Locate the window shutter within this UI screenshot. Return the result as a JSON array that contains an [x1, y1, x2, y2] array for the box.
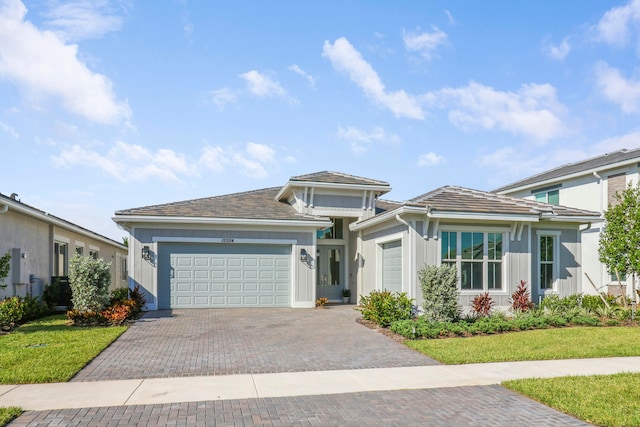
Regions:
[[607, 173, 626, 207]]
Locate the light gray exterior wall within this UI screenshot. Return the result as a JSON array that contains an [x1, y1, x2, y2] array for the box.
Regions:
[[129, 225, 317, 310], [0, 208, 128, 299], [355, 216, 585, 310]]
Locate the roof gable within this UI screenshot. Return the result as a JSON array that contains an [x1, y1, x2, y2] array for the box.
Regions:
[[289, 171, 390, 187], [493, 148, 640, 193]]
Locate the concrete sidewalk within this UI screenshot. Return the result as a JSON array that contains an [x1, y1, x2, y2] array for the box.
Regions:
[[2, 357, 639, 412]]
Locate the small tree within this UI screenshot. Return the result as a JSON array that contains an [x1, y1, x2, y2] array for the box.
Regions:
[[68, 253, 111, 313], [0, 250, 10, 290], [419, 264, 461, 322], [599, 183, 640, 318]]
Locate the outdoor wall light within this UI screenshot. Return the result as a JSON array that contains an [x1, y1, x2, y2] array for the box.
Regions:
[[300, 248, 307, 262], [142, 245, 151, 261]]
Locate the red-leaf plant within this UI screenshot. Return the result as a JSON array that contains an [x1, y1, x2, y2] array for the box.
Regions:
[[471, 292, 494, 317], [511, 280, 534, 311]]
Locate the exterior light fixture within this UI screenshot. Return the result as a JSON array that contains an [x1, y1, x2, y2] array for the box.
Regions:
[[142, 245, 151, 260], [300, 248, 307, 262]]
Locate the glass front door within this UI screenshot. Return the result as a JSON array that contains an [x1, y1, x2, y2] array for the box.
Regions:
[[316, 245, 344, 300]]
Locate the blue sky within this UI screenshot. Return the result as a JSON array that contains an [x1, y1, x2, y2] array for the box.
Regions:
[[1, 0, 640, 241]]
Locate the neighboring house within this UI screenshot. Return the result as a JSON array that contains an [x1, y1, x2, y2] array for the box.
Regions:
[[113, 171, 599, 311], [494, 148, 640, 298], [0, 192, 129, 300]]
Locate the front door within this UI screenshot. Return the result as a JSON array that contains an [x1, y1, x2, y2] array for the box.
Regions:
[[316, 245, 344, 301]]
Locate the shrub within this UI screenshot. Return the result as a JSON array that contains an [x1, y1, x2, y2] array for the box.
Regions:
[[67, 309, 106, 326], [358, 290, 413, 327], [101, 303, 132, 326], [419, 264, 460, 322], [582, 294, 616, 312], [511, 280, 534, 311], [0, 297, 24, 331], [128, 284, 146, 313], [110, 287, 130, 305], [68, 253, 111, 313], [471, 292, 494, 317]]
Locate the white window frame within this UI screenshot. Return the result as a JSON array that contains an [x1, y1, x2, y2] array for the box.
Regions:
[[53, 240, 69, 276], [375, 233, 404, 292], [438, 227, 509, 294], [536, 230, 560, 292]]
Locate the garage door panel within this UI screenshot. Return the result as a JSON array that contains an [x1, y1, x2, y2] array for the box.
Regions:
[[159, 243, 292, 309]]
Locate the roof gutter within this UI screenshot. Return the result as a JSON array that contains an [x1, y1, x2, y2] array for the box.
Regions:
[[349, 205, 427, 232], [112, 215, 333, 231]]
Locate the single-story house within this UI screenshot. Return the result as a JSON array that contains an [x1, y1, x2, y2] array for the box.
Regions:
[[113, 171, 601, 311], [0, 192, 129, 301]]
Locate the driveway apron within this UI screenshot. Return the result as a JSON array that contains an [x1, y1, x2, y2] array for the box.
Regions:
[[72, 306, 438, 382]]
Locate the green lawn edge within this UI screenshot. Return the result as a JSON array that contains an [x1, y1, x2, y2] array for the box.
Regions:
[[0, 407, 22, 427], [0, 314, 127, 384], [405, 326, 640, 364], [503, 373, 640, 427]]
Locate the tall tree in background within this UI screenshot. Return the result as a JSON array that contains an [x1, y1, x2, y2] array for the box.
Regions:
[[598, 183, 640, 318]]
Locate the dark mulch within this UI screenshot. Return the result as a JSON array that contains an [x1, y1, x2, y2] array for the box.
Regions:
[[355, 317, 407, 343]]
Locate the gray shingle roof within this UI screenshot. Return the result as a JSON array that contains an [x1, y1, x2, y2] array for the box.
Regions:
[[409, 186, 600, 218], [493, 148, 640, 193], [114, 187, 322, 221], [290, 171, 390, 187]]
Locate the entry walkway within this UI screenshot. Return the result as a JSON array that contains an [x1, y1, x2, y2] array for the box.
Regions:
[[2, 357, 639, 411]]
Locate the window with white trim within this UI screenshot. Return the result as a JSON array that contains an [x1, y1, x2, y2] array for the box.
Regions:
[[534, 189, 559, 205], [54, 241, 68, 276], [537, 232, 559, 290], [441, 231, 504, 291]]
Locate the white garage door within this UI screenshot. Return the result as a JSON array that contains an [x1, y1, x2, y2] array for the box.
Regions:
[[382, 240, 402, 293], [158, 243, 291, 308]]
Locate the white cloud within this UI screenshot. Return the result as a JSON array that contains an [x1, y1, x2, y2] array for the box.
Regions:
[[0, 121, 19, 139], [288, 64, 316, 86], [433, 81, 567, 141], [591, 131, 640, 152], [544, 37, 571, 61], [240, 70, 285, 97], [322, 37, 425, 120], [402, 27, 448, 60], [595, 61, 640, 113], [337, 125, 400, 154], [53, 141, 195, 182], [43, 0, 126, 42], [444, 10, 455, 25], [199, 146, 228, 172], [199, 142, 281, 179], [417, 152, 444, 167], [0, 0, 131, 124], [208, 87, 238, 110], [595, 0, 640, 46]]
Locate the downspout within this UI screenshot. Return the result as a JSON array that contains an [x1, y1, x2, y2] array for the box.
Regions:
[[593, 171, 603, 214]]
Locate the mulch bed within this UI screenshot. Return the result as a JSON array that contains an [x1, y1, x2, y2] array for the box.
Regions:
[[356, 317, 407, 343]]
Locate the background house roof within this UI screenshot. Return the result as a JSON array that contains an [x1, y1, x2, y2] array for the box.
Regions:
[[493, 148, 640, 193], [289, 171, 390, 187], [410, 186, 601, 218], [0, 192, 126, 248], [114, 187, 323, 222]]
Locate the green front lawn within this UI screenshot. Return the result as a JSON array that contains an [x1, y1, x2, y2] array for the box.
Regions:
[[406, 326, 640, 364], [0, 314, 127, 384], [504, 373, 640, 427], [0, 408, 22, 426]]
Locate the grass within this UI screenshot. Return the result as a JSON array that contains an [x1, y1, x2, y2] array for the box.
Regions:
[[0, 314, 127, 384], [0, 407, 22, 426], [405, 326, 640, 364], [504, 373, 640, 427]]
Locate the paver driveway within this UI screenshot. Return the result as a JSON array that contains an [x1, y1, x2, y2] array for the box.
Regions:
[[73, 305, 437, 381]]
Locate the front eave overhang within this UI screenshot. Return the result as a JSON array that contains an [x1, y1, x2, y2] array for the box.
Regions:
[[349, 205, 427, 231], [112, 215, 333, 231], [541, 214, 603, 223], [275, 181, 391, 201]]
